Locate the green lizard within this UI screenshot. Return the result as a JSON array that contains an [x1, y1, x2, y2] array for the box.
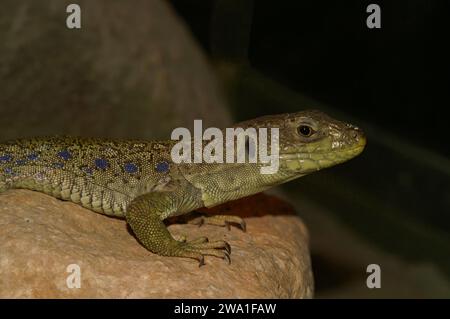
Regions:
[[0, 110, 365, 265]]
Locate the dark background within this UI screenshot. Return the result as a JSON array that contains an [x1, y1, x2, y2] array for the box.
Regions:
[[171, 0, 450, 297], [172, 0, 450, 154], [1, 0, 448, 298]]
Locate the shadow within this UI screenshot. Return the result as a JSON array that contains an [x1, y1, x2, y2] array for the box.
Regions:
[[166, 192, 297, 226], [311, 252, 362, 293]]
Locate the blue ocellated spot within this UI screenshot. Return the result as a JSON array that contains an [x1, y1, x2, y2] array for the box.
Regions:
[[58, 149, 72, 161], [0, 154, 12, 163], [124, 162, 138, 173], [52, 162, 64, 169], [27, 153, 39, 161], [155, 161, 170, 173], [15, 159, 27, 165], [4, 167, 14, 175], [95, 158, 109, 170]]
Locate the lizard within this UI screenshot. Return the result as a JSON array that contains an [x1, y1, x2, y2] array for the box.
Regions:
[[0, 110, 366, 265]]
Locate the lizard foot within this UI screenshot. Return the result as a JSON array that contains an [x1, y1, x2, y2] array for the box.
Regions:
[[172, 238, 231, 266], [189, 215, 246, 232], [126, 193, 234, 266]]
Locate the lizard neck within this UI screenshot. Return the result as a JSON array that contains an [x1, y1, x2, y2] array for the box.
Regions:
[[179, 162, 301, 208]]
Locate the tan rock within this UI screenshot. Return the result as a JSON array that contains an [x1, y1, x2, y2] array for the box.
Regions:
[[0, 190, 313, 298], [0, 0, 231, 140]]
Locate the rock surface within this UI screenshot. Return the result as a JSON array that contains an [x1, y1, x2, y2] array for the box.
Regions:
[[0, 0, 231, 140], [0, 190, 313, 298]]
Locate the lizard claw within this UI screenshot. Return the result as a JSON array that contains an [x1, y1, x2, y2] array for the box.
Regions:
[[189, 215, 246, 232], [198, 256, 206, 267], [225, 219, 246, 232], [223, 251, 231, 265], [239, 220, 247, 232], [173, 238, 232, 266], [224, 242, 231, 254], [196, 218, 204, 228]]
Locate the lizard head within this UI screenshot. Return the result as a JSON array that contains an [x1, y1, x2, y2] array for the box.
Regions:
[[238, 109, 366, 177], [279, 110, 366, 174], [180, 110, 366, 208]]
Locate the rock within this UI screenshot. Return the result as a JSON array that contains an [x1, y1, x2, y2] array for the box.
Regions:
[[0, 0, 231, 140], [0, 190, 313, 298]]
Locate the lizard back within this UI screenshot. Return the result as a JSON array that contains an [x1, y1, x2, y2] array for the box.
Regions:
[[0, 136, 176, 217]]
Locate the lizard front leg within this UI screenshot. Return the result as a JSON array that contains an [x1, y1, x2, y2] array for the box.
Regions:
[[125, 192, 231, 266]]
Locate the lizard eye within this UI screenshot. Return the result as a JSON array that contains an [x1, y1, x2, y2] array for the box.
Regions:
[[297, 125, 315, 137]]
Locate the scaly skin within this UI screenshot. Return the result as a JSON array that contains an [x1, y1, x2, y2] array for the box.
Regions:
[[0, 110, 366, 265]]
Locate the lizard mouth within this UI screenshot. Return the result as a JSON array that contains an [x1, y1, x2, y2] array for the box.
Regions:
[[280, 140, 366, 159], [279, 137, 366, 172]]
